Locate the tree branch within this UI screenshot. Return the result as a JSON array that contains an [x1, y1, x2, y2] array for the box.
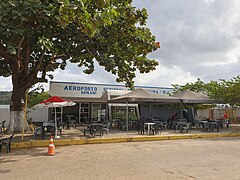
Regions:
[[23, 39, 30, 76], [33, 49, 45, 75], [50, 54, 69, 61], [0, 44, 12, 74], [17, 36, 25, 59], [0, 43, 9, 60], [25, 78, 47, 91], [26, 49, 46, 88], [35, 78, 48, 83]]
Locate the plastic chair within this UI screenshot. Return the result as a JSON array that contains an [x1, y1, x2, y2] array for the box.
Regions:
[[0, 134, 14, 153], [137, 121, 145, 135], [0, 120, 6, 132], [151, 122, 161, 135], [180, 123, 192, 133], [92, 124, 103, 138], [102, 122, 111, 135], [119, 121, 127, 131], [83, 125, 92, 136]]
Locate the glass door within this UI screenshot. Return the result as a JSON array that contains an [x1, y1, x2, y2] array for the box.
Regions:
[[79, 103, 90, 123], [91, 103, 107, 123], [91, 103, 101, 122]]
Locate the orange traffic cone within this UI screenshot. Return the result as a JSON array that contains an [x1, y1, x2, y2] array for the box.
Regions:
[[47, 136, 55, 156]]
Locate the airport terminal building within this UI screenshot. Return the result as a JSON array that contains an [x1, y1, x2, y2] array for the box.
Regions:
[[49, 81, 175, 123]]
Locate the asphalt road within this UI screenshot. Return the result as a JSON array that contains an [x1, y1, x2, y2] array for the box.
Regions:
[[1, 137, 240, 180]]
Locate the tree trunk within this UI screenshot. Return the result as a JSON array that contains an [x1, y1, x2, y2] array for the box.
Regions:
[[8, 75, 25, 133], [9, 111, 24, 133]]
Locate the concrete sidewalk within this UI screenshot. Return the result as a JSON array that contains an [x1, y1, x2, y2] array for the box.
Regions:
[[9, 124, 240, 149]]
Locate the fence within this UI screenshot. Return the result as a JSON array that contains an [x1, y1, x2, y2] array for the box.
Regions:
[[28, 107, 49, 123], [0, 105, 10, 126], [0, 105, 49, 127], [197, 108, 240, 123]]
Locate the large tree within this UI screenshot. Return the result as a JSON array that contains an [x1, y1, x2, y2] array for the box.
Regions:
[[0, 0, 159, 132]]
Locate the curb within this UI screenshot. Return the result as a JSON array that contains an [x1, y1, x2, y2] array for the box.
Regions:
[[11, 132, 240, 149]]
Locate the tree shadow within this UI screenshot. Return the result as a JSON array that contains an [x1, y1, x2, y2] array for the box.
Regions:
[[0, 169, 11, 174], [0, 156, 17, 164], [0, 147, 61, 164]]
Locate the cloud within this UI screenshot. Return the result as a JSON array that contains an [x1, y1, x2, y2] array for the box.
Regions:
[[52, 62, 119, 84], [1, 0, 240, 91], [0, 77, 12, 91], [135, 63, 197, 87], [133, 0, 240, 84]]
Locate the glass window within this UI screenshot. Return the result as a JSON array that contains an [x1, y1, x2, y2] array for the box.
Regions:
[[91, 103, 101, 120]]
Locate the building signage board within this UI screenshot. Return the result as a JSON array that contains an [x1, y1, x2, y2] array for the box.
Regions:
[[49, 81, 173, 98]]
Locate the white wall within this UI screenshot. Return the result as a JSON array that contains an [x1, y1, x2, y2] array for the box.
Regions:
[[0, 105, 10, 126], [0, 105, 49, 126], [197, 108, 240, 122], [196, 109, 209, 119], [28, 107, 49, 122]]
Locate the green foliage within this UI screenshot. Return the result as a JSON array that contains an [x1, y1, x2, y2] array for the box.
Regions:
[[172, 76, 240, 106], [27, 91, 49, 108], [112, 111, 126, 120], [128, 113, 137, 121], [0, 91, 11, 105], [172, 78, 206, 93], [112, 109, 137, 121], [0, 0, 159, 92]]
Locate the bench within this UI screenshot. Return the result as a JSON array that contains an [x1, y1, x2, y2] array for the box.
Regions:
[[0, 134, 14, 153]]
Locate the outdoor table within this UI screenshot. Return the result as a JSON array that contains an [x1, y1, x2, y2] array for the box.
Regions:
[[43, 122, 55, 127], [42, 122, 55, 131], [43, 122, 55, 126], [144, 122, 155, 135], [208, 121, 220, 132], [91, 123, 104, 137]]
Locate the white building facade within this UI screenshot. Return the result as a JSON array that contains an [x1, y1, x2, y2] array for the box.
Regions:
[[49, 81, 174, 123]]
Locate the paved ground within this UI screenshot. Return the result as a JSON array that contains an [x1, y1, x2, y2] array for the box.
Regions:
[[1, 137, 240, 180], [8, 124, 240, 143]]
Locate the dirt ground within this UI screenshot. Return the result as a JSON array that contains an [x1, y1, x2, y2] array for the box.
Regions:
[[1, 137, 240, 180]]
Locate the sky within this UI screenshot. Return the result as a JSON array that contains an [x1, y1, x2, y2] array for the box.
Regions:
[[1, 0, 240, 91]]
